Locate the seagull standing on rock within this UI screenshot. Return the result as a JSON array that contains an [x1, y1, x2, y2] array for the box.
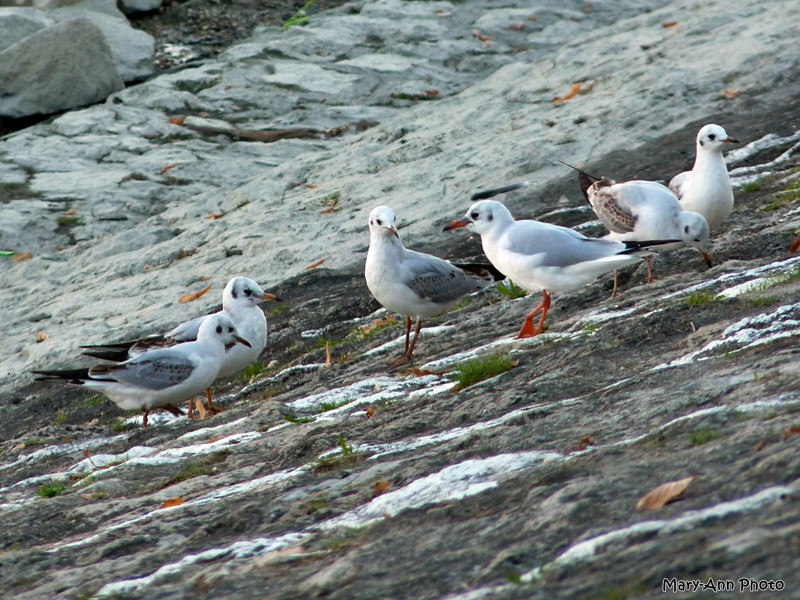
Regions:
[[33, 314, 252, 428], [669, 124, 739, 229], [444, 200, 679, 338], [577, 169, 711, 290], [80, 276, 278, 416], [365, 205, 503, 366]]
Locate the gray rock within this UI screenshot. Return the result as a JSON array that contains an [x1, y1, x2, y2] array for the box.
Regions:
[[0, 17, 123, 118], [117, 0, 162, 15], [52, 4, 154, 81], [0, 7, 52, 51]]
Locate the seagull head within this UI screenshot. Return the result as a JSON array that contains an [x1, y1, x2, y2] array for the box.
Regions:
[[443, 200, 511, 235], [199, 314, 252, 348], [368, 205, 399, 239], [696, 124, 738, 153], [679, 211, 712, 266], [223, 276, 279, 310]]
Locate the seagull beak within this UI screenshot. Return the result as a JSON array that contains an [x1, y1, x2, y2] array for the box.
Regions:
[[234, 335, 252, 348], [260, 292, 280, 302], [443, 218, 470, 232], [700, 250, 712, 267], [388, 226, 399, 238], [723, 136, 739, 144]]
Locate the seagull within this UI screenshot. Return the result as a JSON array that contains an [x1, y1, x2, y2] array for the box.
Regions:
[[33, 314, 252, 428], [444, 200, 679, 338], [80, 276, 278, 417], [669, 124, 739, 229], [576, 167, 711, 289], [365, 205, 503, 366]]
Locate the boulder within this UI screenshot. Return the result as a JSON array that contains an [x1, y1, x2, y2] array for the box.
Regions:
[[0, 7, 52, 51], [0, 17, 124, 118], [117, 0, 163, 15]]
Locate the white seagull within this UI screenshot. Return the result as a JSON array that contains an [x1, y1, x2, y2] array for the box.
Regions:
[[577, 169, 711, 289], [444, 200, 677, 338], [669, 124, 739, 229], [33, 314, 251, 428], [80, 276, 278, 416], [365, 205, 503, 366]]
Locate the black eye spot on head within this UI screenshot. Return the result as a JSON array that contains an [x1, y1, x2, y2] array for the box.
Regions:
[[216, 325, 223, 334], [699, 140, 704, 147], [369, 220, 373, 225], [470, 211, 479, 220], [228, 326, 234, 333], [231, 288, 238, 299], [488, 213, 493, 222], [684, 225, 690, 234]]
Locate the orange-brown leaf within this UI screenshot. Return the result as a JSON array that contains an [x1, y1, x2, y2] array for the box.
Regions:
[[159, 163, 179, 175], [723, 89, 742, 99], [179, 284, 213, 303], [161, 497, 185, 509], [406, 367, 436, 377], [13, 251, 32, 262], [553, 83, 582, 103], [636, 476, 695, 511], [324, 342, 333, 367], [63, 208, 78, 216], [575, 435, 595, 451], [205, 211, 224, 220], [35, 331, 49, 343], [661, 20, 678, 28], [169, 117, 186, 125], [754, 439, 767, 451], [789, 237, 800, 254], [472, 29, 493, 42], [506, 21, 525, 31], [373, 480, 390, 496], [305, 258, 325, 270], [782, 425, 800, 441], [365, 406, 376, 418]]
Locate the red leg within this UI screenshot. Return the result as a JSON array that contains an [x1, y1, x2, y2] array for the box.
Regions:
[[644, 256, 656, 283], [609, 270, 621, 299], [142, 408, 149, 429], [205, 388, 220, 415], [517, 291, 551, 338], [187, 397, 196, 420], [389, 316, 414, 367]]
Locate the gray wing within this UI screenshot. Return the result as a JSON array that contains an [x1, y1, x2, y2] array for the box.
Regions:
[[403, 250, 492, 304], [669, 171, 690, 199], [165, 315, 205, 342], [503, 220, 622, 267], [93, 350, 197, 390], [588, 181, 637, 234]]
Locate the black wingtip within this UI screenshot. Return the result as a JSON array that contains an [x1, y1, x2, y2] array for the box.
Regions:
[[452, 261, 506, 282], [31, 368, 91, 384], [470, 182, 528, 202], [557, 160, 603, 202], [620, 239, 682, 254]]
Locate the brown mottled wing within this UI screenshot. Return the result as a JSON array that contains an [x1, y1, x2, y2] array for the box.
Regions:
[[588, 181, 637, 234], [668, 171, 690, 200]]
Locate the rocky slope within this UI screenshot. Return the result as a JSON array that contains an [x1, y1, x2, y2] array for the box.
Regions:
[[1, 0, 799, 598]]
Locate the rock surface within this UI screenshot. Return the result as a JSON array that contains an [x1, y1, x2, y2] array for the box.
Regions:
[[1, 0, 800, 598]]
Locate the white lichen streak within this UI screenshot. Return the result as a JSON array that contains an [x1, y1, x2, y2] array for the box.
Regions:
[[363, 325, 456, 357]]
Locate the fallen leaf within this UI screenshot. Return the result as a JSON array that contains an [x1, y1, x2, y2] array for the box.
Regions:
[[194, 398, 207, 420], [161, 497, 185, 509], [782, 425, 800, 441], [661, 20, 678, 28], [179, 284, 213, 303], [305, 184, 318, 189], [373, 480, 390, 496], [472, 29, 493, 42], [575, 435, 595, 451], [754, 439, 767, 451], [723, 89, 742, 99], [424, 89, 440, 98], [324, 342, 333, 367], [365, 406, 376, 418], [406, 367, 436, 377], [205, 211, 224, 220], [789, 237, 800, 253], [63, 209, 77, 216], [35, 331, 49, 343], [553, 83, 582, 103], [81, 493, 97, 500], [159, 163, 179, 174], [12, 443, 25, 452], [320, 197, 340, 214], [360, 315, 397, 335], [305, 258, 325, 270], [13, 251, 32, 262], [61, 435, 75, 443], [636, 476, 695, 511], [436, 10, 452, 17], [179, 249, 197, 259], [506, 21, 524, 31], [168, 117, 186, 125]]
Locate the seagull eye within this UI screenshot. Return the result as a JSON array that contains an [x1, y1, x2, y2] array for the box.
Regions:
[[216, 325, 222, 334], [244, 288, 252, 296], [471, 211, 479, 220], [708, 133, 716, 141], [376, 219, 382, 226]]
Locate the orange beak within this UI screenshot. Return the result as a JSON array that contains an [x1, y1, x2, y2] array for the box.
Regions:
[[723, 136, 739, 144], [260, 292, 280, 302], [443, 218, 471, 232], [388, 226, 399, 238], [700, 250, 712, 267]]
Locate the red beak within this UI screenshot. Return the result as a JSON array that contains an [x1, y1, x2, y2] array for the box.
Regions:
[[723, 136, 739, 144], [443, 218, 471, 232]]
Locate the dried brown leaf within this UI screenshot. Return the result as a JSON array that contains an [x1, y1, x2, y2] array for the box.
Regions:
[[63, 209, 78, 216], [179, 284, 213, 303], [161, 497, 185, 509], [472, 29, 493, 42], [661, 20, 678, 28], [575, 435, 595, 451], [35, 331, 49, 343], [13, 251, 32, 262], [436, 10, 452, 17], [365, 406, 376, 418], [304, 258, 325, 270], [789, 237, 800, 254], [636, 476, 695, 511], [553, 83, 582, 103], [324, 342, 333, 367], [205, 211, 224, 220], [782, 425, 800, 441], [754, 439, 767, 451], [406, 367, 436, 377], [159, 163, 179, 175], [723, 89, 742, 99], [168, 117, 186, 125], [506, 21, 525, 31], [373, 480, 390, 496]]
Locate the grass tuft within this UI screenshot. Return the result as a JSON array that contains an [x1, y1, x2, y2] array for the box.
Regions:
[[496, 279, 528, 299], [451, 354, 518, 392], [37, 483, 66, 498], [689, 428, 722, 445], [741, 179, 764, 192], [685, 292, 721, 307]]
